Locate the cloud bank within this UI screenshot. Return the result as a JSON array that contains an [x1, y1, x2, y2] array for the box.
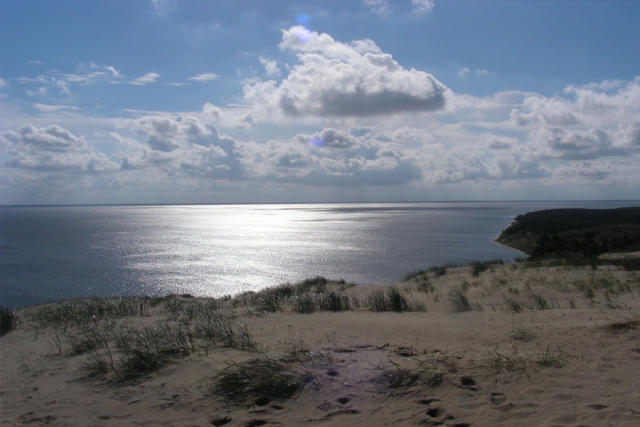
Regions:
[[1, 27, 639, 203]]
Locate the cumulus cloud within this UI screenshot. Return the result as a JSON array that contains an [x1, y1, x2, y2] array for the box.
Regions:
[[259, 57, 281, 76], [2, 124, 118, 173], [243, 26, 447, 120], [118, 115, 240, 179], [130, 72, 160, 85], [187, 73, 219, 82]]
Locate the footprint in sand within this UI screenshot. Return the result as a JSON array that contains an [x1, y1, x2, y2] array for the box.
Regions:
[[254, 397, 270, 406], [587, 404, 608, 410], [491, 392, 506, 405], [210, 415, 232, 426]]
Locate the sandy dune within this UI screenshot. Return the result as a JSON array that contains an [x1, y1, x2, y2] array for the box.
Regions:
[[2, 259, 640, 426]]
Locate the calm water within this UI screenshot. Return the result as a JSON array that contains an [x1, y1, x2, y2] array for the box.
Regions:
[[2, 201, 639, 308]]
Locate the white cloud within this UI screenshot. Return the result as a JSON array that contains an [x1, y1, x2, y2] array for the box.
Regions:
[[259, 57, 281, 76], [187, 73, 220, 82], [362, 0, 391, 16], [458, 67, 490, 78], [0, 78, 6, 89], [2, 124, 118, 173], [16, 64, 124, 97], [243, 26, 447, 120], [130, 72, 160, 85], [412, 0, 435, 14], [32, 104, 80, 113]]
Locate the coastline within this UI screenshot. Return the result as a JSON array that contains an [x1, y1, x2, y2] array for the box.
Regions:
[[2, 257, 640, 426]]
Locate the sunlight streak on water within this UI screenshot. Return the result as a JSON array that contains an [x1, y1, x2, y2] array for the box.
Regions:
[[3, 201, 638, 307]]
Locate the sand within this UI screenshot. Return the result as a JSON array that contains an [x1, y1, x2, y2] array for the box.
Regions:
[[2, 258, 640, 427]]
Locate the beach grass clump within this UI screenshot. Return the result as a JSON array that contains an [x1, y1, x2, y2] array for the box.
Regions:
[[193, 313, 256, 351], [529, 294, 550, 310], [79, 321, 195, 382], [1, 306, 19, 335], [26, 297, 154, 326], [448, 287, 482, 312], [77, 313, 257, 382], [502, 296, 533, 313], [297, 276, 328, 293], [404, 263, 458, 281], [210, 358, 301, 402], [535, 347, 565, 368], [470, 259, 504, 277], [404, 269, 429, 282], [162, 298, 221, 319], [375, 364, 421, 392], [416, 279, 434, 294], [365, 287, 426, 313], [317, 289, 352, 312], [487, 349, 531, 372], [488, 347, 564, 372], [291, 293, 317, 314], [366, 286, 407, 312], [386, 286, 408, 312], [66, 318, 114, 356]]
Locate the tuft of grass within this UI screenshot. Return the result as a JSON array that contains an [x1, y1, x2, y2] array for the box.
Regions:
[[503, 297, 529, 313], [210, 358, 300, 402], [529, 294, 550, 310], [447, 287, 482, 312], [535, 347, 565, 368], [488, 347, 564, 372], [193, 313, 256, 351], [317, 289, 351, 312], [26, 297, 156, 326], [404, 263, 459, 281], [1, 306, 19, 335], [416, 280, 434, 293], [292, 293, 317, 314], [386, 286, 408, 313], [365, 287, 425, 313], [487, 349, 530, 372], [469, 259, 504, 277]]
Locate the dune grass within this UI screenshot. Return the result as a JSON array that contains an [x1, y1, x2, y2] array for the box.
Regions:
[[447, 286, 482, 312], [1, 306, 19, 335], [209, 357, 301, 402], [365, 286, 426, 313]]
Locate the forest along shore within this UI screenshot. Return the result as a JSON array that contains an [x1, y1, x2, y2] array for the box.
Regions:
[[495, 206, 640, 258], [2, 252, 640, 426]]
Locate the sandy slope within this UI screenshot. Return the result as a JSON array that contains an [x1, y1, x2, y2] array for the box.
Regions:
[[2, 260, 640, 427]]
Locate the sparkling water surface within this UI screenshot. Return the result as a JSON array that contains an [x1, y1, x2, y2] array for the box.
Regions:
[[2, 201, 639, 307]]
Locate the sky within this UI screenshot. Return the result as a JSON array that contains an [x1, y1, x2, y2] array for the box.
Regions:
[[1, 0, 639, 205]]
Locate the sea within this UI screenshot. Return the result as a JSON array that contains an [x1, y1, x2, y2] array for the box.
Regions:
[[2, 201, 639, 308]]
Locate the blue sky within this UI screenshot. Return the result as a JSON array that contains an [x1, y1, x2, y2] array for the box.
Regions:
[[1, 0, 639, 204]]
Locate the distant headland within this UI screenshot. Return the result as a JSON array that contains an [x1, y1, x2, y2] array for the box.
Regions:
[[496, 207, 640, 258]]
